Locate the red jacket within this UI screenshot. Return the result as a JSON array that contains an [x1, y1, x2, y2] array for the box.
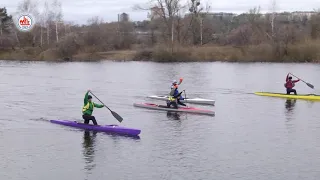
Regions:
[[285, 74, 299, 88]]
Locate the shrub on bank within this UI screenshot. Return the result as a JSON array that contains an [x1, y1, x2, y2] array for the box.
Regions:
[[285, 40, 320, 62], [1, 40, 320, 62], [134, 40, 320, 62]]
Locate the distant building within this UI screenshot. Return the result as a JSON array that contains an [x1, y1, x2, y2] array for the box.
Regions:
[[119, 13, 129, 22], [185, 12, 236, 21], [148, 6, 164, 20], [208, 12, 236, 17], [263, 11, 316, 22], [291, 11, 316, 18]]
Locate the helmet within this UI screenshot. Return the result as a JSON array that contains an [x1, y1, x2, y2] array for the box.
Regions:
[[88, 95, 92, 99], [172, 80, 177, 84], [289, 76, 292, 79]]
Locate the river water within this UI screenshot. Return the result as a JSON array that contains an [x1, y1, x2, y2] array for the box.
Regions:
[[1, 60, 320, 180]]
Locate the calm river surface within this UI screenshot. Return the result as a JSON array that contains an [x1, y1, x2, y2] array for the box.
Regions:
[[1, 60, 320, 180]]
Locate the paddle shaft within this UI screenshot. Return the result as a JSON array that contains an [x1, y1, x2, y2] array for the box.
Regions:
[[89, 91, 123, 122], [289, 73, 307, 83], [89, 91, 112, 111], [289, 73, 314, 88]]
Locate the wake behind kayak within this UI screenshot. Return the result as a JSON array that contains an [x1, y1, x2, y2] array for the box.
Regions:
[[133, 103, 215, 116], [50, 120, 141, 136]]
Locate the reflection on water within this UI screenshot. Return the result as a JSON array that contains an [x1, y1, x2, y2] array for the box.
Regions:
[[285, 99, 297, 112], [108, 132, 141, 141], [82, 131, 97, 173], [284, 99, 297, 123], [166, 112, 180, 120]]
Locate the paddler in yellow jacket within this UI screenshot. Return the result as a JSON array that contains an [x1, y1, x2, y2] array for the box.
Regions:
[[82, 90, 104, 125]]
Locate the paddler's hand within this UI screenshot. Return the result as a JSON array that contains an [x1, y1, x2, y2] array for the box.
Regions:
[[87, 90, 91, 93], [179, 78, 183, 82]]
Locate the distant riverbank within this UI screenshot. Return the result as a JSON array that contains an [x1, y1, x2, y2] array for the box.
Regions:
[[1, 41, 320, 62]]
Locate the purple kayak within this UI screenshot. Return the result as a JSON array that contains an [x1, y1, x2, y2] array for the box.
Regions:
[[50, 120, 141, 136]]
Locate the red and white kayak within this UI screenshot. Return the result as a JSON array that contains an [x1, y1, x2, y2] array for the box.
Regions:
[[133, 103, 215, 116]]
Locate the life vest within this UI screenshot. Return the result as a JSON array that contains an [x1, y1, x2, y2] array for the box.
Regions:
[[168, 96, 176, 102], [284, 81, 295, 88], [82, 101, 94, 112]]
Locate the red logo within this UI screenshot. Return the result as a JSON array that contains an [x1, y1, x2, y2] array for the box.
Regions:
[[17, 14, 34, 31], [19, 16, 31, 26]]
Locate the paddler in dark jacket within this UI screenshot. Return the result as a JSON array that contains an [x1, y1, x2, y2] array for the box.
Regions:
[[284, 73, 300, 95], [167, 78, 187, 108], [82, 90, 104, 125]]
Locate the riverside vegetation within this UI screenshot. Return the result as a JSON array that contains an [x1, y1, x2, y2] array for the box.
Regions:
[[1, 0, 320, 62]]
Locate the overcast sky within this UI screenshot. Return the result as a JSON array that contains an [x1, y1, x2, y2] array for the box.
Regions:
[[3, 0, 319, 25]]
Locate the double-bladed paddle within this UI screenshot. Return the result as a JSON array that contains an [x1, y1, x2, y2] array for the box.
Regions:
[[89, 91, 123, 123], [289, 73, 314, 89]]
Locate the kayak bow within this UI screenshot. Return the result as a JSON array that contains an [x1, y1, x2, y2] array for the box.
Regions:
[[254, 92, 320, 101], [133, 103, 215, 116], [50, 120, 141, 136], [147, 95, 215, 106]]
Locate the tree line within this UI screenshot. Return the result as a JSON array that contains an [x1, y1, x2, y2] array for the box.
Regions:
[[0, 0, 320, 62]]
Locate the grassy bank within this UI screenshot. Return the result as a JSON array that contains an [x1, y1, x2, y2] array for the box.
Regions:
[[1, 40, 320, 62], [133, 40, 320, 62]]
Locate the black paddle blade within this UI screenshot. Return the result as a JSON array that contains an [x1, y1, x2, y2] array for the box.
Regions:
[[111, 111, 123, 122], [307, 83, 314, 89]]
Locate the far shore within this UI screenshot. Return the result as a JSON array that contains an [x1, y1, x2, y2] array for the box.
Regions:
[[1, 43, 320, 63]]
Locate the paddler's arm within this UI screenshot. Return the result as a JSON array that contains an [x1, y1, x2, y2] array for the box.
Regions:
[[84, 90, 90, 105], [93, 103, 104, 108], [178, 78, 183, 85], [286, 73, 289, 81]]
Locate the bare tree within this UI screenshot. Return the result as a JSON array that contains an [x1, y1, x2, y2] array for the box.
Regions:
[[43, 0, 54, 45], [187, 0, 211, 45], [39, 7, 44, 46], [52, 0, 63, 43], [269, 0, 277, 37], [134, 0, 186, 45]]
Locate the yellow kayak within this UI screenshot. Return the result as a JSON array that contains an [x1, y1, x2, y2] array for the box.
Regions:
[[254, 92, 320, 101]]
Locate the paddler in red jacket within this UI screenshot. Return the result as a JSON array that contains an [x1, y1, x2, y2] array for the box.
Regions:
[[284, 73, 300, 95]]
